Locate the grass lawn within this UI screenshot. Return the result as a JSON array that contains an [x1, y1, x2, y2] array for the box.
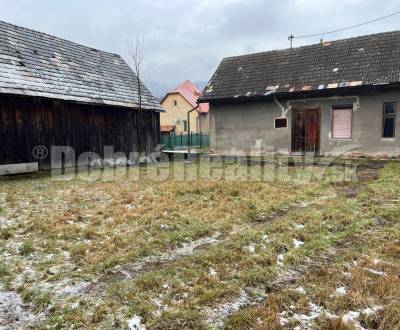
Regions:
[[0, 160, 398, 329]]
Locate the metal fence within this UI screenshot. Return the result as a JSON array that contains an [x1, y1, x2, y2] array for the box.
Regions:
[[160, 133, 210, 150]]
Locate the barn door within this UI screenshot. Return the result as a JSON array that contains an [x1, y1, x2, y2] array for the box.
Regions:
[[292, 109, 320, 155]]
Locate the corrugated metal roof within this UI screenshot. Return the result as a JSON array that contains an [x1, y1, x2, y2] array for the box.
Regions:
[[164, 80, 209, 113], [0, 20, 163, 111], [199, 30, 400, 102]]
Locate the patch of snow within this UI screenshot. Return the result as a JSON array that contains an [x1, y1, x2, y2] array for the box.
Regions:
[[0, 286, 45, 328], [47, 266, 61, 275], [151, 298, 169, 317], [208, 268, 218, 278], [363, 268, 386, 276], [373, 258, 382, 265], [127, 315, 146, 330], [342, 305, 384, 328], [342, 311, 360, 323], [318, 194, 337, 200], [70, 302, 80, 310], [335, 286, 347, 296], [58, 281, 91, 296], [277, 254, 285, 266], [361, 306, 384, 316], [278, 301, 340, 329], [159, 224, 170, 231], [0, 217, 9, 227], [294, 286, 306, 295], [261, 234, 269, 242], [278, 311, 289, 326], [293, 223, 305, 230], [63, 251, 71, 259], [205, 290, 255, 328], [245, 243, 256, 254], [291, 302, 325, 329], [300, 202, 310, 208], [293, 239, 305, 249]]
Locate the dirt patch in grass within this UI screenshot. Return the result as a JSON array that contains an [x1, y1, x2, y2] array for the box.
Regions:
[[335, 160, 384, 198]]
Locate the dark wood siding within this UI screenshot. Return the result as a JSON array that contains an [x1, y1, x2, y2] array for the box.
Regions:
[[0, 94, 160, 169]]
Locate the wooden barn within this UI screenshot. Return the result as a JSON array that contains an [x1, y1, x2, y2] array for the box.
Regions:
[[0, 20, 162, 174]]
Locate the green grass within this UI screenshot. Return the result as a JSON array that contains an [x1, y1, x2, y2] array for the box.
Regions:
[[18, 240, 34, 256], [0, 261, 10, 278]]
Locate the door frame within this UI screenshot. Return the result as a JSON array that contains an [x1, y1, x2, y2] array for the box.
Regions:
[[291, 108, 321, 155]]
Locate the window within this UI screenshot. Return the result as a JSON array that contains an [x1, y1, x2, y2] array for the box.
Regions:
[[183, 120, 188, 132], [332, 106, 352, 139], [382, 103, 396, 138], [275, 117, 288, 128], [172, 100, 178, 107]]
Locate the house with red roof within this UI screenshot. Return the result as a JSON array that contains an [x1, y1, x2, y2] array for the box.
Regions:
[[160, 80, 209, 135]]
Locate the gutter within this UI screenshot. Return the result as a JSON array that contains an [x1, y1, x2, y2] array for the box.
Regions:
[[197, 82, 400, 105]]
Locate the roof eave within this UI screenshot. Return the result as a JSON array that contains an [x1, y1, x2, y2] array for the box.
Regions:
[[198, 83, 400, 104], [0, 88, 165, 112]]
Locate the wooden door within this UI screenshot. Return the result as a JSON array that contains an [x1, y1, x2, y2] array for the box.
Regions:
[[292, 109, 320, 154]]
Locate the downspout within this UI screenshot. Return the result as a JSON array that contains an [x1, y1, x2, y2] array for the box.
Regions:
[[187, 105, 199, 159]]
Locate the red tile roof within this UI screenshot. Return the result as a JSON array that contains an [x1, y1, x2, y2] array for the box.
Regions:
[[160, 125, 176, 133], [164, 80, 209, 113]]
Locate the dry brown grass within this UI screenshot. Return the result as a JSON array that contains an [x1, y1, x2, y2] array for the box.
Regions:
[[0, 161, 398, 329]]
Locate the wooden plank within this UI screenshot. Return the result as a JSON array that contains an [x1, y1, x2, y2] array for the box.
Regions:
[[0, 94, 160, 170], [0, 162, 38, 176]]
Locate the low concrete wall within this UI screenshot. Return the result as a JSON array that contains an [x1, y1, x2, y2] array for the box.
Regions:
[[209, 88, 400, 157], [0, 163, 39, 176]]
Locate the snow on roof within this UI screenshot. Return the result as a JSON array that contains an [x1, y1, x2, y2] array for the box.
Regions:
[[0, 20, 162, 111]]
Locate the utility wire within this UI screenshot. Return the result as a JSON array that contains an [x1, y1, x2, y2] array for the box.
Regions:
[[294, 10, 400, 39]]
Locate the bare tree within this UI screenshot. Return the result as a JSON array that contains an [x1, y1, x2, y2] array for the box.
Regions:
[[127, 37, 145, 155]]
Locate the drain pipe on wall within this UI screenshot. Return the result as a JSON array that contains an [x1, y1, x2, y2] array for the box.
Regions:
[[187, 105, 199, 160]]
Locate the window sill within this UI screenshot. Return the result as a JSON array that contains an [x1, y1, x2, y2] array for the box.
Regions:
[[381, 138, 396, 142], [330, 138, 353, 141]]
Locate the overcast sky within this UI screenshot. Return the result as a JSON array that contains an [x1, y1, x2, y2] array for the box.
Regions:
[[1, 0, 400, 97]]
